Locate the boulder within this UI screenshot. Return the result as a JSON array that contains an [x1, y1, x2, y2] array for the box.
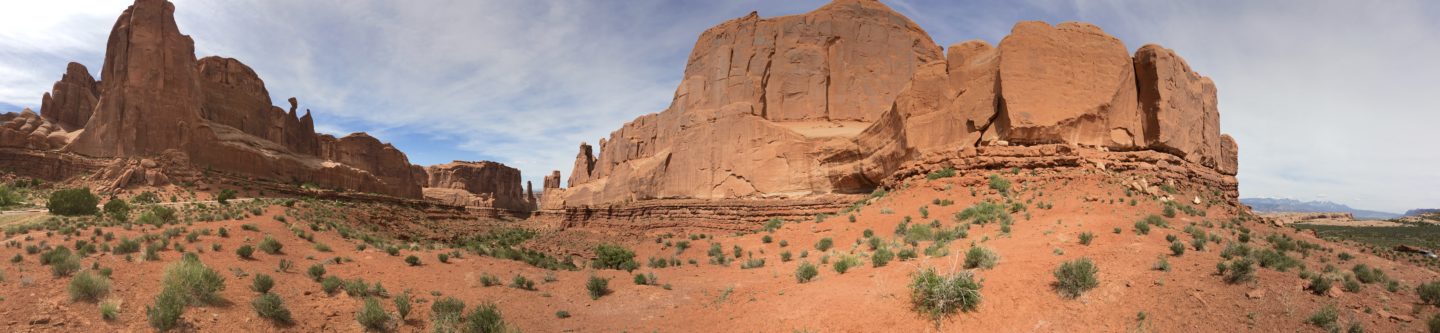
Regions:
[[995, 21, 1144, 148], [39, 62, 99, 130], [1135, 44, 1222, 167]]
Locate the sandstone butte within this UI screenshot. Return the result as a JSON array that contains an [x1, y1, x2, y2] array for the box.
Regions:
[[0, 0, 534, 210], [551, 0, 1239, 214]]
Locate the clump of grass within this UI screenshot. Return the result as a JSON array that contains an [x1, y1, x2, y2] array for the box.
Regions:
[[251, 273, 275, 293], [587, 275, 611, 300], [832, 255, 860, 274], [1078, 232, 1095, 245], [355, 297, 390, 331], [1153, 255, 1171, 272], [909, 267, 982, 325], [307, 264, 326, 282], [162, 255, 227, 305], [1133, 220, 1152, 235], [1306, 304, 1338, 330], [431, 297, 465, 330], [1223, 258, 1256, 284], [68, 271, 111, 302], [872, 247, 894, 267], [963, 246, 999, 269], [236, 245, 255, 259], [511, 275, 535, 290], [1053, 258, 1099, 299], [258, 236, 283, 255], [251, 293, 292, 324], [100, 300, 120, 321], [592, 244, 639, 271], [321, 276, 343, 295], [795, 261, 819, 283], [146, 288, 186, 331], [815, 238, 833, 252], [1170, 241, 1186, 256], [394, 292, 412, 322], [1418, 280, 1440, 306], [405, 255, 421, 266]]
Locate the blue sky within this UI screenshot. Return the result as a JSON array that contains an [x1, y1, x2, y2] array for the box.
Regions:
[[1, 0, 1437, 213]]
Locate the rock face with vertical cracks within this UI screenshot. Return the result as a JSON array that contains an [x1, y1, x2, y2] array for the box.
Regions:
[[27, 0, 424, 198], [563, 0, 942, 205], [39, 62, 100, 131], [564, 1, 1241, 207]]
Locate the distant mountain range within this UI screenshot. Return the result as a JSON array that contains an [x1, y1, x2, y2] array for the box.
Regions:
[[1406, 208, 1440, 216], [1240, 198, 1402, 220]]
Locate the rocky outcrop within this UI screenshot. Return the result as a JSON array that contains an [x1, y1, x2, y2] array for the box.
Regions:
[[39, 62, 100, 130], [994, 22, 1144, 148], [424, 160, 530, 211], [564, 0, 942, 205], [23, 0, 426, 198], [543, 170, 561, 189], [564, 2, 1240, 208], [0, 109, 71, 150], [196, 56, 320, 156]]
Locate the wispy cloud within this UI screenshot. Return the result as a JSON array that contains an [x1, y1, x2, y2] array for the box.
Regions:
[[1, 0, 1434, 213]]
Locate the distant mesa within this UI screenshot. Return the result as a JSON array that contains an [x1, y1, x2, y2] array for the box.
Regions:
[[1241, 198, 1401, 220]]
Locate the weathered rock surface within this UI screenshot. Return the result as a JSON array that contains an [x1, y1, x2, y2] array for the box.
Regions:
[[424, 160, 530, 211], [35, 0, 424, 198], [543, 170, 562, 189], [39, 62, 100, 130], [994, 21, 1144, 148], [564, 0, 942, 205], [0, 109, 71, 150], [564, 2, 1240, 207]]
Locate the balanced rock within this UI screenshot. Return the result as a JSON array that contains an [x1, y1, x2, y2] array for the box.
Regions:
[[39, 62, 100, 130]]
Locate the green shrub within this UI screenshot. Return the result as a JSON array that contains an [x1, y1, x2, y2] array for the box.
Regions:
[[815, 238, 833, 252], [1053, 258, 1099, 299], [251, 274, 275, 293], [1253, 249, 1302, 272], [68, 271, 111, 302], [780, 251, 793, 262], [1342, 277, 1362, 293], [1078, 232, 1095, 245], [405, 255, 421, 266], [104, 199, 130, 221], [1133, 220, 1151, 235], [431, 296, 465, 328], [956, 201, 1011, 225], [258, 236, 282, 255], [988, 174, 1011, 195], [46, 249, 80, 277], [321, 276, 343, 295], [926, 167, 956, 180], [1309, 276, 1334, 295], [307, 264, 326, 282], [1419, 280, 1440, 306], [833, 255, 859, 274], [593, 244, 639, 271], [796, 261, 819, 283], [162, 255, 226, 305], [217, 189, 237, 205], [1307, 304, 1338, 330], [1153, 256, 1171, 272], [511, 275, 535, 290], [963, 246, 999, 269], [909, 268, 982, 324], [394, 292, 412, 322], [872, 248, 894, 267], [1353, 264, 1387, 284], [100, 300, 120, 321], [48, 188, 99, 216], [236, 245, 255, 259], [480, 273, 501, 287], [1162, 204, 1176, 218], [898, 247, 918, 260], [741, 258, 766, 269], [587, 275, 611, 299], [251, 293, 292, 324], [438, 253, 449, 263], [1223, 258, 1256, 284], [1170, 241, 1186, 256], [1429, 313, 1440, 333], [462, 302, 508, 332], [355, 297, 390, 331], [146, 288, 186, 331], [556, 310, 571, 319]]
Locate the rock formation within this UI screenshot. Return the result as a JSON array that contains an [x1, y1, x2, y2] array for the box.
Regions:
[[423, 161, 531, 211], [543, 171, 561, 189], [564, 0, 1239, 208], [7, 0, 425, 198], [39, 62, 100, 130]]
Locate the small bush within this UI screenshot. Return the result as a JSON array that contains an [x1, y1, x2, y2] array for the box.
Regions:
[[251, 274, 275, 293], [796, 261, 819, 283], [405, 255, 421, 266], [1153, 256, 1171, 272], [988, 174, 1011, 195], [833, 255, 860, 274], [430, 296, 465, 330], [511, 275, 535, 290], [217, 189, 237, 205], [1170, 241, 1186, 256], [464, 302, 508, 333], [251, 293, 292, 324], [438, 253, 449, 263], [258, 236, 283, 255], [321, 276, 343, 295], [1419, 280, 1440, 306], [146, 288, 186, 331], [1078, 232, 1095, 245], [556, 310, 571, 318], [587, 275, 611, 300], [963, 246, 1000, 269], [104, 199, 131, 221], [48, 187, 99, 216], [1307, 304, 1338, 330], [480, 273, 501, 287], [1429, 313, 1440, 333], [355, 297, 390, 331], [1223, 258, 1256, 284], [815, 238, 833, 252], [100, 300, 120, 321], [1053, 258, 1099, 299], [68, 271, 111, 302], [394, 292, 412, 321], [162, 255, 227, 305], [1309, 276, 1334, 295], [926, 167, 956, 180], [1133, 220, 1151, 235], [909, 268, 982, 323], [307, 264, 326, 282], [1353, 264, 1387, 284], [236, 245, 255, 259], [593, 244, 639, 271], [872, 248, 894, 267]]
